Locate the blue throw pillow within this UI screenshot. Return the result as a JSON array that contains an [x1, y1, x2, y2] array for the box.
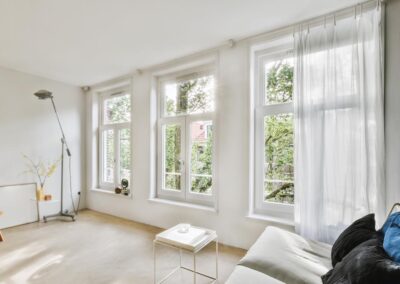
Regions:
[[383, 214, 400, 262], [381, 212, 400, 234]]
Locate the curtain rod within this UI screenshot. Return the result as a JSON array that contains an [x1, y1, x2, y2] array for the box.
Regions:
[[240, 0, 382, 43]]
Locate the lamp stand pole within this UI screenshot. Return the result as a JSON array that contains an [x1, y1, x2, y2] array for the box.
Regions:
[[43, 98, 75, 222], [43, 138, 75, 222]]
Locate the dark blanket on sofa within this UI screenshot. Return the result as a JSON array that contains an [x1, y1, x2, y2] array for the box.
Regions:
[[322, 215, 400, 284]]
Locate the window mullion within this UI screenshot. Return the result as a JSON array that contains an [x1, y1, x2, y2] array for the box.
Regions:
[[259, 57, 266, 106], [261, 103, 293, 116], [184, 116, 189, 200], [255, 108, 265, 210], [114, 127, 119, 188], [99, 129, 104, 187]]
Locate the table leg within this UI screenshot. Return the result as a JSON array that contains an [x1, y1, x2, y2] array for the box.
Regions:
[[216, 239, 219, 280], [179, 249, 182, 267], [153, 241, 156, 284], [0, 230, 4, 242], [193, 253, 196, 284]]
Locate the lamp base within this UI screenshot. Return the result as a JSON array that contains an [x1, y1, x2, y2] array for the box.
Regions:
[[43, 212, 75, 223]]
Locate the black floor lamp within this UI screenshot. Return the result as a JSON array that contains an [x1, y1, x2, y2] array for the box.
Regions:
[[34, 90, 75, 222]]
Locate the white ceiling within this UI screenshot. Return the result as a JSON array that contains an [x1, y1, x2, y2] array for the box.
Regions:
[[0, 0, 360, 86]]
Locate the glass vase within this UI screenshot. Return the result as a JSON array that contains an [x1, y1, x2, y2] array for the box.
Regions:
[[37, 186, 45, 201]]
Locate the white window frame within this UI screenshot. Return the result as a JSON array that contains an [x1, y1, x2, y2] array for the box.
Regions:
[[98, 87, 132, 191], [253, 44, 295, 219], [156, 65, 217, 207]]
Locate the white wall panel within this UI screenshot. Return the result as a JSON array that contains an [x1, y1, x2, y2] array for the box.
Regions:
[[0, 183, 38, 229]]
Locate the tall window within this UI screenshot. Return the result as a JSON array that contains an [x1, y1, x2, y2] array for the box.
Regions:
[[157, 67, 216, 206], [99, 88, 131, 191], [254, 46, 294, 217]]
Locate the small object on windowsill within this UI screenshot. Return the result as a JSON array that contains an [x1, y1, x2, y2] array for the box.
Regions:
[[44, 194, 52, 201], [115, 187, 122, 194], [121, 179, 129, 189], [121, 178, 129, 196]]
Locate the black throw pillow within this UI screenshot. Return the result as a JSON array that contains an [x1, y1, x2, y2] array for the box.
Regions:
[[322, 236, 400, 284], [331, 213, 377, 266]]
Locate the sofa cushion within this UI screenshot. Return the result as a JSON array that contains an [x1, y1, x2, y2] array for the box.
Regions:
[[322, 236, 400, 284], [226, 265, 285, 284], [239, 226, 331, 284], [331, 213, 377, 266]]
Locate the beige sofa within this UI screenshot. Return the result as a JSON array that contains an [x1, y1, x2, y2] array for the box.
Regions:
[[226, 226, 332, 284]]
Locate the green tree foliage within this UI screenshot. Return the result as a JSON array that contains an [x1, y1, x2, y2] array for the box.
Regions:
[[191, 129, 213, 193], [104, 94, 131, 184], [105, 94, 131, 123], [103, 67, 294, 203], [165, 125, 181, 190], [119, 129, 131, 181], [166, 76, 213, 116], [104, 129, 114, 182], [265, 62, 293, 104], [264, 63, 294, 204], [164, 77, 213, 192]]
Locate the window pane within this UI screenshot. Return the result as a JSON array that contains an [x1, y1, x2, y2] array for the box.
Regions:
[[119, 128, 131, 186], [103, 129, 114, 183], [104, 94, 131, 124], [264, 114, 294, 204], [265, 57, 294, 105], [164, 83, 180, 116], [190, 121, 213, 194], [163, 124, 182, 191], [164, 75, 214, 116]]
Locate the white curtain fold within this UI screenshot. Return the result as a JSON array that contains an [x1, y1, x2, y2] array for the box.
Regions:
[[294, 3, 385, 243]]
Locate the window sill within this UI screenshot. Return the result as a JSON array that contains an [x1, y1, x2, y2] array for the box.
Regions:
[[148, 197, 217, 213], [90, 188, 133, 199], [247, 212, 295, 227]]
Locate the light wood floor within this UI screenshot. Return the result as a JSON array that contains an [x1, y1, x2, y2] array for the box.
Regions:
[[0, 210, 245, 284]]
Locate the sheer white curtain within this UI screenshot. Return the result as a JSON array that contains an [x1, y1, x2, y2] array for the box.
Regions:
[[294, 4, 385, 243]]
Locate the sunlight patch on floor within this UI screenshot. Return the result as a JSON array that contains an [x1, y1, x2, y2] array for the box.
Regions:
[[9, 253, 64, 283], [0, 241, 45, 272]]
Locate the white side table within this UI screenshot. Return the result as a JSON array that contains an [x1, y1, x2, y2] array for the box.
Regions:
[[153, 225, 218, 284]]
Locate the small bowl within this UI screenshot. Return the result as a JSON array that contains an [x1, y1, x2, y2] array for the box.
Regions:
[[178, 224, 191, 233]]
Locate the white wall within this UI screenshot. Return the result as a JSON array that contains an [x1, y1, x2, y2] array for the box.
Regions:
[[385, 0, 400, 209], [86, 2, 400, 250], [86, 42, 293, 250], [0, 66, 86, 214]]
